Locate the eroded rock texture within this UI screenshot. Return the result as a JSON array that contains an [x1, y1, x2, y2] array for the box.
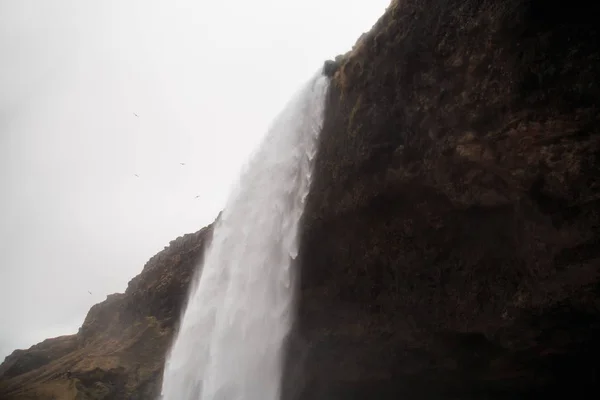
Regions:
[[291, 0, 600, 398]]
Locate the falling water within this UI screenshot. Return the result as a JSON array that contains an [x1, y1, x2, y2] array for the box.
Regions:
[[161, 71, 329, 400]]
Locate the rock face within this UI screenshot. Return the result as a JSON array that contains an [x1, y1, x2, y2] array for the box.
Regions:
[[290, 0, 600, 398], [2, 0, 600, 398], [322, 55, 344, 78], [0, 226, 213, 399]]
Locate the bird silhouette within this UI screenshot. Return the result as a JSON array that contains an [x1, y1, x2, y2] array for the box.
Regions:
[[134, 174, 139, 178], [88, 291, 92, 295], [180, 162, 186, 166], [194, 195, 200, 199], [133, 113, 139, 117]]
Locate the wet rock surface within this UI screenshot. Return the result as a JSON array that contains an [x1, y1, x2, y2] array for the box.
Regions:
[[290, 0, 600, 398]]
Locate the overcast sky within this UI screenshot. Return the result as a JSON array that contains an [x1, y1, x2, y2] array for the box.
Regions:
[[0, 0, 389, 360]]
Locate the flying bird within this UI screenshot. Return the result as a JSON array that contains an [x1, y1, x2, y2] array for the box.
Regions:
[[194, 195, 200, 199], [133, 113, 139, 117], [134, 174, 139, 178], [180, 162, 186, 166], [87, 291, 92, 295]]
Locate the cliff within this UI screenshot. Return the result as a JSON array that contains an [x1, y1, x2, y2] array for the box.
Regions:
[[291, 0, 600, 398], [0, 226, 213, 399], [2, 0, 600, 398]]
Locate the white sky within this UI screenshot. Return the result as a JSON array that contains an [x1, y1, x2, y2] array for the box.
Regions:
[[0, 0, 389, 360]]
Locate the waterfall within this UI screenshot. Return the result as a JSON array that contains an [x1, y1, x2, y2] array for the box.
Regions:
[[160, 71, 329, 400]]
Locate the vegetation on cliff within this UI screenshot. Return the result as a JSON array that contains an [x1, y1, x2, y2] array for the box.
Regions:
[[0, 227, 212, 399]]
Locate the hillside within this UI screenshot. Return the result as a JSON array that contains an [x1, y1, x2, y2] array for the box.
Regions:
[[0, 226, 213, 399]]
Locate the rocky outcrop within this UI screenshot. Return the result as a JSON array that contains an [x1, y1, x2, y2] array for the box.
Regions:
[[322, 55, 345, 78], [0, 336, 79, 380], [290, 0, 600, 398], [0, 225, 213, 399]]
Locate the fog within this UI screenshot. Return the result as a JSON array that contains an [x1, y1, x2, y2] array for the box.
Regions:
[[0, 0, 389, 360]]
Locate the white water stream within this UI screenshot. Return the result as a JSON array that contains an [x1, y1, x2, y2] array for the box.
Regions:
[[161, 71, 329, 400]]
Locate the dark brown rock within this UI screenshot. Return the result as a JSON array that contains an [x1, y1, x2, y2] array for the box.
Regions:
[[289, 0, 600, 398], [322, 59, 340, 78]]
